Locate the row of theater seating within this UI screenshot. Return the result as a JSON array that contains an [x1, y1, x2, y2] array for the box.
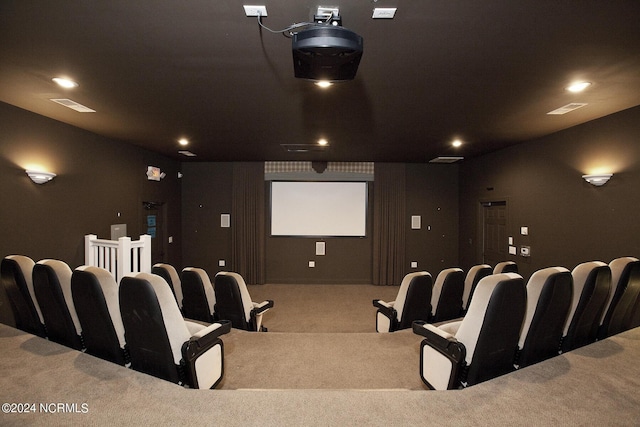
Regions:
[[151, 264, 274, 332], [373, 261, 518, 332], [395, 257, 640, 390], [0, 256, 273, 389]]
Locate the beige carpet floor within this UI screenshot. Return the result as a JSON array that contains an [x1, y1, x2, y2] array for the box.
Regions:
[[247, 284, 399, 333], [220, 329, 424, 390], [219, 284, 423, 390]]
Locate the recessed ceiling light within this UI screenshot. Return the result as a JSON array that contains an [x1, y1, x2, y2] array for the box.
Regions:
[[318, 138, 328, 146], [178, 138, 189, 146], [566, 81, 591, 93], [52, 77, 78, 89], [452, 139, 463, 148], [315, 81, 333, 89]]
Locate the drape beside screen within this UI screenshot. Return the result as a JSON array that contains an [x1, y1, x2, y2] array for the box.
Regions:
[[231, 162, 266, 285], [372, 163, 407, 285]]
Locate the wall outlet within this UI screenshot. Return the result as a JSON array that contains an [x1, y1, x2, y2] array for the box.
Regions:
[[168, 236, 173, 243], [243, 5, 267, 17], [411, 261, 418, 268], [218, 260, 225, 267], [309, 261, 315, 268]]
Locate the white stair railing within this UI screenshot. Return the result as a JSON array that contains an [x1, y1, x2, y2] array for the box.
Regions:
[[84, 234, 152, 281]]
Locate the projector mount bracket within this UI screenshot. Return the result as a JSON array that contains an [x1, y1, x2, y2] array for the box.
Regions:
[[314, 7, 342, 26], [256, 7, 344, 38]]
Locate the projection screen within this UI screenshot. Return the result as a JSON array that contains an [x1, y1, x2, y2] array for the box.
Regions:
[[270, 181, 367, 237]]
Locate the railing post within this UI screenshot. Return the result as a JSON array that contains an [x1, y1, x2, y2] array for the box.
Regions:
[[140, 234, 152, 273], [118, 236, 132, 281], [85, 234, 97, 266]]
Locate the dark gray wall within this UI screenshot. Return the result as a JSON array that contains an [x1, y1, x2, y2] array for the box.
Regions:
[[405, 163, 459, 275], [180, 162, 233, 274], [459, 105, 640, 279], [180, 162, 460, 284], [0, 102, 182, 324]]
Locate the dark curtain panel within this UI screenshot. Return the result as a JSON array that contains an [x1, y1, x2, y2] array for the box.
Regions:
[[231, 162, 266, 285], [373, 163, 407, 285]]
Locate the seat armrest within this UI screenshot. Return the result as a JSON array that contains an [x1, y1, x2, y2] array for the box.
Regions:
[[182, 320, 231, 389], [413, 321, 466, 390], [186, 321, 231, 355], [373, 299, 397, 318], [413, 321, 464, 365], [252, 300, 274, 315], [413, 322, 455, 347]]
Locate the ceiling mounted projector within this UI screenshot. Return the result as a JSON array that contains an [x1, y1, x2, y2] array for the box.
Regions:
[[292, 24, 363, 81]]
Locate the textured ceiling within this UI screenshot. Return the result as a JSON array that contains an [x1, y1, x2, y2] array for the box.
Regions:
[[1, 1, 639, 162]]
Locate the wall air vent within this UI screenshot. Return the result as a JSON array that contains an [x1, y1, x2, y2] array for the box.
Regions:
[[429, 156, 464, 163], [547, 103, 588, 115], [281, 144, 330, 153], [50, 98, 96, 112]]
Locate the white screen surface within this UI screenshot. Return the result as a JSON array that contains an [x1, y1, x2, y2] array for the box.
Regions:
[[270, 181, 367, 237]]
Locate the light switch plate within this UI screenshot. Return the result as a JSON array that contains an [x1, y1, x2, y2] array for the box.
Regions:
[[509, 246, 517, 255], [372, 7, 397, 19], [411, 261, 418, 268], [521, 226, 529, 235], [218, 260, 225, 267]]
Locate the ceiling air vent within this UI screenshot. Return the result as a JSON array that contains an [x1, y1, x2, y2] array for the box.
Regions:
[[50, 98, 96, 112], [547, 103, 588, 115], [281, 144, 330, 153], [178, 150, 197, 157], [429, 156, 464, 164]]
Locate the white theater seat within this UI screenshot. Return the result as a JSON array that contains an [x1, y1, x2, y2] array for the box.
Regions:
[[120, 273, 231, 389], [71, 266, 128, 365], [516, 267, 572, 368], [598, 257, 640, 339], [561, 261, 611, 352], [181, 267, 216, 323], [373, 271, 432, 333], [413, 273, 526, 390], [152, 263, 184, 310], [33, 259, 84, 350], [461, 264, 492, 314], [430, 268, 465, 323], [1, 255, 46, 337], [493, 261, 518, 274], [214, 271, 273, 332]]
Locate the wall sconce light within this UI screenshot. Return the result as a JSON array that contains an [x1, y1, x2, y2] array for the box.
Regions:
[[26, 170, 56, 184], [582, 173, 612, 186]]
